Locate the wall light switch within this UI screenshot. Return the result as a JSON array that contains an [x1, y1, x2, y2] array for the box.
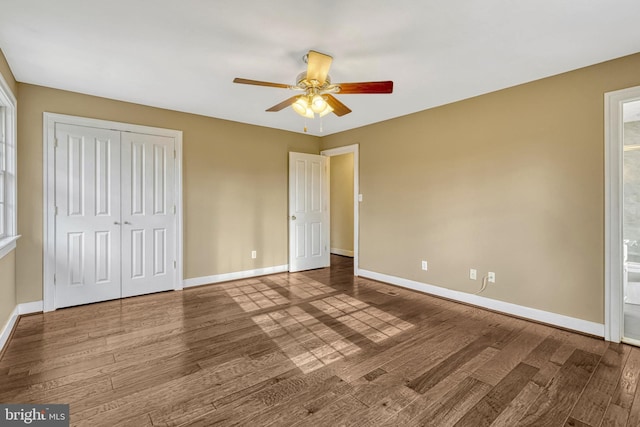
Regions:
[[358, 194, 363, 202], [470, 269, 477, 280], [421, 260, 428, 271], [251, 250, 257, 259]]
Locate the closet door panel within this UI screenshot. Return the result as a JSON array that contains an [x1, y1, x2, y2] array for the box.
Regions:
[[54, 124, 122, 308], [121, 132, 176, 297]]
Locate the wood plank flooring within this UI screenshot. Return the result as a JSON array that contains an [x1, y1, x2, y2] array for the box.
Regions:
[[1, 255, 640, 426]]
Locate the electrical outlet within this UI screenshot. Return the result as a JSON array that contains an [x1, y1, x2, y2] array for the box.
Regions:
[[251, 250, 257, 259], [421, 260, 428, 271], [470, 269, 477, 280], [488, 272, 496, 283]]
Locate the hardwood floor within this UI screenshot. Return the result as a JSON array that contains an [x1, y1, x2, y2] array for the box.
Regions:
[[1, 255, 639, 426]]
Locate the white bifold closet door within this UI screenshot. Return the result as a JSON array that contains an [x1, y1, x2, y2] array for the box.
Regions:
[[55, 124, 122, 307], [54, 124, 176, 308], [121, 132, 175, 298]]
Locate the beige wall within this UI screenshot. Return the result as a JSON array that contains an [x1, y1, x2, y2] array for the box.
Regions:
[[16, 84, 320, 303], [0, 49, 17, 330], [321, 52, 640, 324], [0, 251, 16, 329], [330, 153, 354, 254]]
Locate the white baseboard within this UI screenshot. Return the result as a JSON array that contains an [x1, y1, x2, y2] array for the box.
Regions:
[[359, 269, 605, 337], [0, 306, 19, 355], [19, 300, 43, 315], [331, 248, 354, 257], [0, 300, 43, 355], [183, 265, 289, 288]]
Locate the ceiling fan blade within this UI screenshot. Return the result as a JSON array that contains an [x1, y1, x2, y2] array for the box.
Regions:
[[306, 50, 333, 85], [266, 96, 300, 112], [325, 94, 352, 117], [233, 78, 290, 89], [336, 81, 394, 94]]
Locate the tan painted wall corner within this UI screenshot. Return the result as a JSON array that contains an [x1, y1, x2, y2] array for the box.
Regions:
[[321, 52, 640, 324]]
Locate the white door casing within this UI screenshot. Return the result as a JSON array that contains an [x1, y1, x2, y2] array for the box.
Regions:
[[121, 132, 176, 297], [54, 124, 122, 308], [44, 113, 183, 311], [289, 152, 329, 272], [605, 84, 640, 342]]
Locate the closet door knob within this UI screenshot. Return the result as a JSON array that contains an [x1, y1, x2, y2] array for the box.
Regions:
[[114, 221, 121, 225], [124, 221, 131, 225]]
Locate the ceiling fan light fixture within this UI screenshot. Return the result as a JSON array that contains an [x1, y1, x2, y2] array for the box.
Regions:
[[233, 49, 393, 124], [319, 103, 334, 117], [292, 97, 309, 116], [311, 94, 327, 113], [303, 106, 314, 119], [292, 96, 315, 118]]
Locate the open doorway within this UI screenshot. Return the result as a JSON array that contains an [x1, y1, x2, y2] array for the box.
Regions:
[[322, 144, 359, 276], [605, 85, 640, 345], [329, 153, 354, 257]]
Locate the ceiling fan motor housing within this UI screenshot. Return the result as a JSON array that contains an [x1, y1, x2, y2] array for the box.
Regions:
[[296, 72, 333, 91]]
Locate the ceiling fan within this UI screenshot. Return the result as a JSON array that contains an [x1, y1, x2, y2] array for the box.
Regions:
[[233, 50, 393, 120]]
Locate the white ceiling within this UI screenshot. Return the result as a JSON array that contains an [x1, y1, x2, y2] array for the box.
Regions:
[[1, 1, 640, 136]]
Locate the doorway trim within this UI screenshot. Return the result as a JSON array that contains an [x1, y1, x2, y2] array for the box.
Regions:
[[320, 144, 359, 276], [43, 113, 184, 312], [604, 85, 640, 342]]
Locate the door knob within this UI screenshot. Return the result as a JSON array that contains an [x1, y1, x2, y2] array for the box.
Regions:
[[124, 221, 131, 225], [291, 215, 296, 220], [114, 221, 121, 225]]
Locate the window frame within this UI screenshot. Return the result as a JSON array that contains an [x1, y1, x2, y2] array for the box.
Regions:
[[0, 70, 18, 260], [0, 105, 6, 238]]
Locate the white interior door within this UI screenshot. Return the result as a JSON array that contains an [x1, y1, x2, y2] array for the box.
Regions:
[[55, 124, 122, 308], [121, 132, 176, 297], [289, 152, 329, 272]]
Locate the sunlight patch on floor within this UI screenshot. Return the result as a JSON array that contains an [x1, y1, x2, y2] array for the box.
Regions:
[[268, 276, 335, 299], [311, 294, 414, 343], [252, 306, 360, 373], [222, 282, 290, 312]]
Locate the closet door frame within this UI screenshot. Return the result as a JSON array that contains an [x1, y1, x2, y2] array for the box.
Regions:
[[43, 113, 184, 312]]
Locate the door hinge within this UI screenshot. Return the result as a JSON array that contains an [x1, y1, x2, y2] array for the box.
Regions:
[[173, 261, 177, 269], [173, 205, 177, 214], [55, 206, 59, 215], [54, 138, 59, 148], [53, 274, 56, 285], [173, 150, 176, 159]]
